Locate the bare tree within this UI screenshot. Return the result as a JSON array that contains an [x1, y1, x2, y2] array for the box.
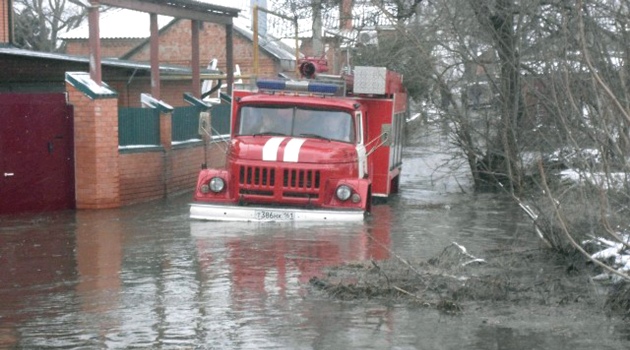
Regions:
[[357, 0, 629, 284], [13, 0, 86, 52], [272, 1, 630, 282]]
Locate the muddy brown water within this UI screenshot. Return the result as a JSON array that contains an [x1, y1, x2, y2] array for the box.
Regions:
[[1, 129, 628, 349]]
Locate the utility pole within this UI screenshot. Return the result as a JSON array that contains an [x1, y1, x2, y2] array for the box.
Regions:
[[312, 0, 323, 56]]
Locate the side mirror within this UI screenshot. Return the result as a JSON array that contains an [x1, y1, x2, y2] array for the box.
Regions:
[[198, 112, 212, 136]]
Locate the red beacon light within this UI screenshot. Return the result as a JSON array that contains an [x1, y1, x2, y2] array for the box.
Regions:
[[298, 57, 329, 79]]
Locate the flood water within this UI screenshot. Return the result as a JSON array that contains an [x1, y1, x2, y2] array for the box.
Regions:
[[1, 129, 628, 349]]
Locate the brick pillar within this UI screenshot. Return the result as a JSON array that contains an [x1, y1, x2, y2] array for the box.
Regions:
[[160, 111, 172, 195], [67, 82, 121, 209], [0, 0, 11, 44], [159, 112, 172, 151]]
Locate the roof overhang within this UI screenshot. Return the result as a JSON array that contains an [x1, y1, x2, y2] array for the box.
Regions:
[[0, 45, 221, 77], [98, 0, 239, 24]]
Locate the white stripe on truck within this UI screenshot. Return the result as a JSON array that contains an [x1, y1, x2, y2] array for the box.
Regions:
[[283, 138, 306, 162], [262, 137, 285, 161]]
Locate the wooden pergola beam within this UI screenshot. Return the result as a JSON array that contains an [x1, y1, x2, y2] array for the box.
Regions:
[[150, 13, 160, 99], [89, 0, 239, 96], [99, 0, 238, 24], [88, 3, 101, 83]]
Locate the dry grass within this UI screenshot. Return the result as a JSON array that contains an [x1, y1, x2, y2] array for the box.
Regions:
[[309, 243, 610, 315]]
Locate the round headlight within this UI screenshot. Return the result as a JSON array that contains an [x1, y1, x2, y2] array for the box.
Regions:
[[351, 193, 361, 203], [200, 184, 210, 194], [209, 177, 225, 193], [336, 185, 352, 201]]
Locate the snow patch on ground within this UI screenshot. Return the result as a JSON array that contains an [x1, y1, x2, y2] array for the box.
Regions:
[[585, 233, 630, 282]]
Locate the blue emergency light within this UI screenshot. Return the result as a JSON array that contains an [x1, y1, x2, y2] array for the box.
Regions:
[[307, 83, 338, 94], [256, 79, 338, 95], [257, 79, 286, 90]]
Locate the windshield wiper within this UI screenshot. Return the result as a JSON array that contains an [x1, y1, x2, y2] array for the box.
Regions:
[[252, 132, 287, 137], [299, 133, 331, 141]]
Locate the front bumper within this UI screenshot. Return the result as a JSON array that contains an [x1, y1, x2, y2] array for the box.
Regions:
[[189, 202, 365, 222]]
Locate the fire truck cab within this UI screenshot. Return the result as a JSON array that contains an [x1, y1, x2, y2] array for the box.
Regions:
[[190, 63, 407, 222]]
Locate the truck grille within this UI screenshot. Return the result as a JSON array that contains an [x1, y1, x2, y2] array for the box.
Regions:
[[239, 166, 275, 186], [282, 169, 320, 189], [238, 165, 321, 197]]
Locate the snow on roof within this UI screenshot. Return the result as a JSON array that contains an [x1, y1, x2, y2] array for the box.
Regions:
[[59, 6, 296, 62], [60, 8, 175, 40]]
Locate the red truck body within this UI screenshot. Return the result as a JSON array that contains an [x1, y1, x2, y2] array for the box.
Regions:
[[190, 64, 407, 222]]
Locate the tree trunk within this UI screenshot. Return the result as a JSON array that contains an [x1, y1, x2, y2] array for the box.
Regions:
[[471, 0, 523, 193], [312, 0, 323, 56]]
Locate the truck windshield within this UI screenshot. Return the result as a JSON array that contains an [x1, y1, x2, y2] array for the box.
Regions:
[[237, 106, 355, 143]]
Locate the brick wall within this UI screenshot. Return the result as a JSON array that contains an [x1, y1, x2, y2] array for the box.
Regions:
[[65, 38, 145, 57], [107, 79, 193, 108], [171, 141, 227, 195], [119, 151, 164, 205], [119, 141, 227, 206], [205, 141, 227, 169], [0, 0, 10, 44], [126, 20, 282, 78], [170, 145, 204, 195], [69, 77, 228, 208], [158, 80, 194, 107], [67, 82, 121, 209]]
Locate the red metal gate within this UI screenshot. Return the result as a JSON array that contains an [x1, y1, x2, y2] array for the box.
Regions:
[[0, 93, 75, 214]]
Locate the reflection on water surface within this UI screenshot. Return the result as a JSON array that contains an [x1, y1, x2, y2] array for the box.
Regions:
[[0, 136, 627, 349]]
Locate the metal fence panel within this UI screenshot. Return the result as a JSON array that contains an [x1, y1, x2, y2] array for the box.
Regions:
[[119, 108, 160, 146], [211, 104, 231, 136], [172, 106, 201, 142]]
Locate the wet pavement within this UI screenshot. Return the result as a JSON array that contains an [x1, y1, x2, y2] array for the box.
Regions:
[[1, 130, 629, 349]]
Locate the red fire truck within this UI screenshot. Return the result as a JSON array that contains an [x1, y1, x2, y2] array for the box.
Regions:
[[190, 60, 407, 222]]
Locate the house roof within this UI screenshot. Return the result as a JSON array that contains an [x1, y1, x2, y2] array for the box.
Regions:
[[0, 44, 220, 75], [231, 16, 297, 61], [60, 8, 296, 62]]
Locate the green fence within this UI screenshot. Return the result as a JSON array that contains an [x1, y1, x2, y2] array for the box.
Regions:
[[172, 106, 201, 142], [172, 104, 231, 139], [118, 107, 160, 147], [210, 104, 231, 137], [118, 103, 231, 147]]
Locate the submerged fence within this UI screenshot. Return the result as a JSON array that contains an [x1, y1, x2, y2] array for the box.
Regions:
[[118, 104, 231, 147]]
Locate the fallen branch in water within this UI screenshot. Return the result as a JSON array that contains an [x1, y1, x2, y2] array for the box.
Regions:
[[365, 229, 425, 281], [537, 160, 630, 282], [451, 242, 486, 266], [502, 183, 553, 249], [393, 285, 422, 300]]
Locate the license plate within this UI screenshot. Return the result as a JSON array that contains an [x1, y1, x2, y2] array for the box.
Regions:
[[254, 210, 295, 221]]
